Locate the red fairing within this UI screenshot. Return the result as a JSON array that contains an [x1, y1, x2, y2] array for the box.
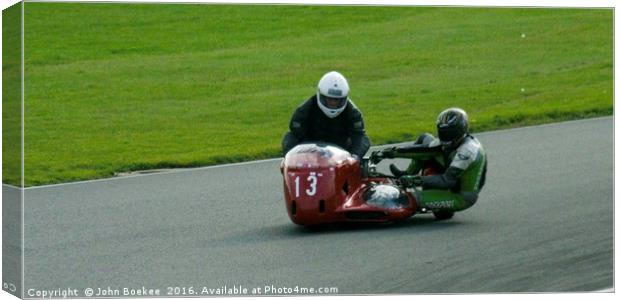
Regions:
[[281, 144, 417, 226]]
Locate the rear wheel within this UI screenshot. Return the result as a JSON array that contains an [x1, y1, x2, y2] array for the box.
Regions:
[[433, 210, 454, 220]]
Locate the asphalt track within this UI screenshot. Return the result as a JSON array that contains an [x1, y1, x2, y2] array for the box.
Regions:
[[6, 117, 614, 296]]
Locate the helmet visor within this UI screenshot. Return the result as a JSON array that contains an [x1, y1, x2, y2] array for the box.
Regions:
[[318, 94, 348, 110], [437, 126, 464, 144]]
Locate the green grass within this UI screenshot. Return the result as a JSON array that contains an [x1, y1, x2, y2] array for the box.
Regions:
[[2, 3, 22, 186], [3, 3, 613, 186]]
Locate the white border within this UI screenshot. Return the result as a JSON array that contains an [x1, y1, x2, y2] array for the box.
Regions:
[[1, 0, 618, 10], [20, 2, 25, 298], [0, 2, 616, 300]]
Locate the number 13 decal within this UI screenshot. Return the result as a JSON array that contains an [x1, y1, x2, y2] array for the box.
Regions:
[[294, 172, 319, 197]]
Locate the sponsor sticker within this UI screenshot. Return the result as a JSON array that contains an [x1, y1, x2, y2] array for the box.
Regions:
[[426, 200, 454, 209], [457, 153, 470, 160]]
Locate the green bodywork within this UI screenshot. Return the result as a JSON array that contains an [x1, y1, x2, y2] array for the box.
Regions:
[[393, 137, 487, 212]]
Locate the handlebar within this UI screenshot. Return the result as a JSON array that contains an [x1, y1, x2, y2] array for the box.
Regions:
[[360, 157, 396, 179], [368, 150, 385, 165]]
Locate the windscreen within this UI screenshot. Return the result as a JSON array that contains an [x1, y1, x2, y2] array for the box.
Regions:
[[287, 143, 350, 158], [363, 184, 410, 209]]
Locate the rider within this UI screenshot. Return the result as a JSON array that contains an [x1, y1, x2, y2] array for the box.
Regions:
[[282, 71, 371, 159], [373, 108, 487, 214]]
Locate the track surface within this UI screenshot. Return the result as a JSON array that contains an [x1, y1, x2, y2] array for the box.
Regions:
[[13, 117, 613, 295]]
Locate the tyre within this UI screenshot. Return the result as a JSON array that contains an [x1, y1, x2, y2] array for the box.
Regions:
[[433, 210, 454, 220]]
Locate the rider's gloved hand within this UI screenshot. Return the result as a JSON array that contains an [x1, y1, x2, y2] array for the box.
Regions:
[[400, 175, 423, 187], [381, 147, 397, 158], [370, 151, 384, 164]]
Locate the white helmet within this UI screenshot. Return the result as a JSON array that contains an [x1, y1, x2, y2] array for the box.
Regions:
[[316, 71, 350, 118]]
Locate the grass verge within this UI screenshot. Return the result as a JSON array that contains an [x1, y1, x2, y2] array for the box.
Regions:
[[2, 4, 612, 186]]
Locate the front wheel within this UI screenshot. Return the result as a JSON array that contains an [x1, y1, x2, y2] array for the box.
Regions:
[[433, 210, 454, 220]]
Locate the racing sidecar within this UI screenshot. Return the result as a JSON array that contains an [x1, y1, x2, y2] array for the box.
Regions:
[[280, 143, 418, 226]]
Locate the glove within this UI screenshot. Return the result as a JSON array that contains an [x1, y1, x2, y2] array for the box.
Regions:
[[381, 147, 397, 158], [400, 175, 423, 187], [369, 151, 384, 164]]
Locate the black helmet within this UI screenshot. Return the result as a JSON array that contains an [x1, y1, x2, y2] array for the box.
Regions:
[[436, 108, 469, 146]]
